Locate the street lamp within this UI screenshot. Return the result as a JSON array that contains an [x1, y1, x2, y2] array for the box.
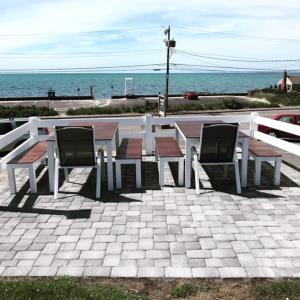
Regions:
[[164, 26, 176, 112]]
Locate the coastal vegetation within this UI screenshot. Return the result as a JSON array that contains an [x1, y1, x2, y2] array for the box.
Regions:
[[0, 105, 58, 118], [0, 277, 299, 300], [67, 98, 277, 115], [249, 89, 300, 106]]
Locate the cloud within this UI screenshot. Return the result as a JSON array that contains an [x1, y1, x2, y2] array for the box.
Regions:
[[0, 0, 300, 70]]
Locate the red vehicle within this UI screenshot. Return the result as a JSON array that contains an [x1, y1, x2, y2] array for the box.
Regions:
[[183, 91, 198, 100], [258, 114, 300, 139]]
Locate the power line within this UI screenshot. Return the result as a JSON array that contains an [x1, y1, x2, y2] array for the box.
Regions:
[[176, 49, 300, 63], [174, 26, 300, 43], [0, 63, 166, 72], [0, 27, 164, 38]]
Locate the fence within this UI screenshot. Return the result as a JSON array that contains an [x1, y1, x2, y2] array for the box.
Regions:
[[0, 113, 299, 171]]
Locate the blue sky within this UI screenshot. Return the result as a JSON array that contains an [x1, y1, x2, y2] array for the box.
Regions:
[[1, 0, 300, 72]]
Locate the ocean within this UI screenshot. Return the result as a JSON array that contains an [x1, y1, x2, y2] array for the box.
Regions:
[[0, 72, 283, 99]]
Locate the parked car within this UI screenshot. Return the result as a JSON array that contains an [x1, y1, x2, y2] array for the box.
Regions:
[[0, 118, 48, 157], [183, 91, 198, 100], [258, 114, 300, 139]]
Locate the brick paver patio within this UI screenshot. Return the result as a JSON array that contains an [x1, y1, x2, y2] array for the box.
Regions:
[[0, 157, 299, 278]]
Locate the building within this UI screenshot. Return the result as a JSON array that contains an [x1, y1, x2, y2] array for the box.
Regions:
[[278, 71, 300, 92]]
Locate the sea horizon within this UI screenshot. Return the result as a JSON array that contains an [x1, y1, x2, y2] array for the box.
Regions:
[[0, 72, 295, 99]]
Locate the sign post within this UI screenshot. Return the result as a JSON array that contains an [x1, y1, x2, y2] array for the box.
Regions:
[[158, 94, 166, 117]]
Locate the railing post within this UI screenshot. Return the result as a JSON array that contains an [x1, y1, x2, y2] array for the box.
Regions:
[[145, 114, 153, 155], [28, 117, 39, 139], [250, 112, 259, 137]]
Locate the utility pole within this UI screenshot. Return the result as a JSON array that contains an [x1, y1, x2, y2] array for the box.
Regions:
[[164, 26, 176, 112], [165, 26, 171, 110]]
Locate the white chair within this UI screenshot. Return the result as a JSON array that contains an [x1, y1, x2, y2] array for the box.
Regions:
[[54, 126, 103, 199], [192, 123, 241, 194]]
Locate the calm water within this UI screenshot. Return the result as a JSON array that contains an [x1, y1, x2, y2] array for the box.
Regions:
[[0, 73, 283, 99]]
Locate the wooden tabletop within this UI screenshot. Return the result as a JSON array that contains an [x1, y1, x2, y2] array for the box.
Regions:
[[47, 121, 118, 141], [175, 121, 248, 139]]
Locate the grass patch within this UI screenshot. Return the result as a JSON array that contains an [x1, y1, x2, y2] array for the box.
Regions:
[[0, 105, 58, 118], [253, 279, 300, 300], [250, 88, 300, 106], [67, 99, 277, 116], [171, 283, 198, 298], [0, 277, 147, 300]]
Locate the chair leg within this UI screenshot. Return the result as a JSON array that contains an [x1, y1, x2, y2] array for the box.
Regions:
[[136, 159, 141, 189], [274, 158, 281, 185], [64, 168, 69, 182], [115, 161, 122, 189], [54, 158, 59, 199], [234, 161, 241, 194], [96, 158, 101, 199], [158, 159, 164, 187], [193, 160, 200, 194], [178, 158, 184, 186], [254, 158, 262, 186], [7, 165, 17, 194], [28, 165, 37, 193]]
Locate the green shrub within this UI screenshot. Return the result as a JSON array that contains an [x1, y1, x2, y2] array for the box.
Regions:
[[0, 276, 147, 300], [0, 105, 58, 118], [249, 89, 300, 106], [67, 98, 278, 116], [171, 283, 198, 298], [254, 279, 300, 300]]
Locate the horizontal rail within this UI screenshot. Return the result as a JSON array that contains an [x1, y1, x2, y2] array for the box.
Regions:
[[152, 114, 251, 126], [254, 116, 300, 137], [0, 122, 32, 150], [37, 116, 145, 128], [0, 136, 37, 170], [254, 131, 300, 156]]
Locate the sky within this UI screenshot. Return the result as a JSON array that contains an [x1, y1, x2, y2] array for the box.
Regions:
[[1, 0, 300, 72]]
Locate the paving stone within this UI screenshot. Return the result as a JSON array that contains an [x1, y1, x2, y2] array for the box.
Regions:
[[219, 267, 247, 278], [30, 267, 58, 276], [246, 267, 276, 278], [80, 251, 105, 260], [138, 267, 164, 277], [103, 255, 120, 267], [14, 251, 40, 260], [34, 255, 54, 267], [165, 267, 192, 278], [192, 267, 220, 278], [57, 266, 85, 276], [111, 266, 137, 277], [2, 267, 32, 276], [83, 267, 111, 277]]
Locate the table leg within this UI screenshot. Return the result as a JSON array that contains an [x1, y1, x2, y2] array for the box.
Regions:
[[241, 138, 249, 187], [106, 141, 114, 191], [47, 141, 55, 192], [185, 139, 192, 188]]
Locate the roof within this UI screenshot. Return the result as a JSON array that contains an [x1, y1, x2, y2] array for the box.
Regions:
[[287, 76, 300, 84]]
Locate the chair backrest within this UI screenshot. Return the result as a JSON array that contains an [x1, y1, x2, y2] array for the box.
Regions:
[[55, 126, 96, 167], [199, 123, 239, 163]]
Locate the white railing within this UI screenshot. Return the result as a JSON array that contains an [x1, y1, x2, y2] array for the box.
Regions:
[[0, 112, 299, 172], [250, 112, 300, 156]]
